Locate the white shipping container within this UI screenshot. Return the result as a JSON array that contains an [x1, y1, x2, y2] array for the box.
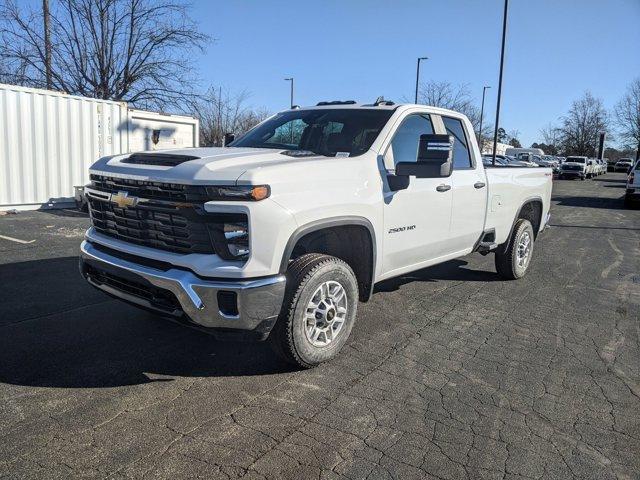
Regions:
[[0, 84, 199, 210]]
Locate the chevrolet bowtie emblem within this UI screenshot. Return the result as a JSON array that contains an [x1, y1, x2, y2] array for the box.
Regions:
[[111, 191, 138, 208]]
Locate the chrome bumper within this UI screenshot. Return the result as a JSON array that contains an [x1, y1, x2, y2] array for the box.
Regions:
[[79, 241, 286, 335]]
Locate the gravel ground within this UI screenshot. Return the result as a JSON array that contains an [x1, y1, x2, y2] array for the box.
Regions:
[[0, 173, 638, 480]]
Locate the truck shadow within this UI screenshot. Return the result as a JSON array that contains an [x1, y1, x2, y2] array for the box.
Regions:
[[0, 257, 294, 389], [552, 195, 626, 210], [374, 259, 500, 293], [592, 177, 627, 184]]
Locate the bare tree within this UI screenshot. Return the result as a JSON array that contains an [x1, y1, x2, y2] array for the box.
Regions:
[[614, 78, 640, 160], [504, 129, 520, 147], [190, 87, 269, 147], [558, 91, 609, 156], [540, 123, 562, 149], [0, 0, 208, 110], [416, 80, 492, 144]]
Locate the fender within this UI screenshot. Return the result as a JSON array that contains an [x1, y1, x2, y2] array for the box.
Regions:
[[510, 196, 544, 237], [278, 215, 377, 300]]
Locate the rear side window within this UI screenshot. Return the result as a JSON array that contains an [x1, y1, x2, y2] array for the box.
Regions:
[[442, 116, 473, 169], [385, 114, 434, 168]]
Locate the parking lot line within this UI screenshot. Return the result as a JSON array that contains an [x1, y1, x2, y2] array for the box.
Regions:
[[0, 234, 36, 244]]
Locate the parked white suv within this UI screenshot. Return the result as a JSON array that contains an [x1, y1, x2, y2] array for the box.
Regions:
[[80, 102, 552, 367]]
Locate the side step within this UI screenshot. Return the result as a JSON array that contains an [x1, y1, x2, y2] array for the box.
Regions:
[[477, 241, 498, 255], [474, 229, 498, 255]]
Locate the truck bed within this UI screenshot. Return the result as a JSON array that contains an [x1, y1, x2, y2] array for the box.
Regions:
[[485, 167, 553, 244]]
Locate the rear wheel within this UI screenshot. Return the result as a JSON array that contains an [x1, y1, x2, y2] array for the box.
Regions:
[[270, 253, 358, 368], [495, 219, 535, 280]]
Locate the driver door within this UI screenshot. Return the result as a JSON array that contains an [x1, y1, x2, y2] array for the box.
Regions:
[[381, 113, 453, 277]]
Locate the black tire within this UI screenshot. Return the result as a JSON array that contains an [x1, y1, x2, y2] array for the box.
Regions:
[[495, 219, 535, 280], [269, 253, 358, 368]]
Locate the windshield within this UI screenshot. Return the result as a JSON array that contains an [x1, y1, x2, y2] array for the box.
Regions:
[[231, 109, 394, 157], [567, 157, 585, 163]]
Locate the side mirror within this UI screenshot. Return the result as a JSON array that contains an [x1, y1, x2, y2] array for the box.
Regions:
[[396, 134, 454, 178], [223, 132, 235, 146]]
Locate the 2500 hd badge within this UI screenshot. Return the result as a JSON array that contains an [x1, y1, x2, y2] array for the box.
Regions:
[[388, 225, 416, 234]]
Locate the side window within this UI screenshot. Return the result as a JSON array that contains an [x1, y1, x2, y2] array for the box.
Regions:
[[442, 116, 472, 169], [384, 114, 434, 169]]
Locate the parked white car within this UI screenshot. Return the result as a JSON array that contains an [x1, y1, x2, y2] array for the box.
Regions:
[[80, 102, 552, 367]]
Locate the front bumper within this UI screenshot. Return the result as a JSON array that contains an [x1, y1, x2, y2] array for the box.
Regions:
[[79, 241, 286, 339], [559, 170, 585, 178]]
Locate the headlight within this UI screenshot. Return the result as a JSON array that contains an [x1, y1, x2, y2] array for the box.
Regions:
[[205, 185, 270, 201]]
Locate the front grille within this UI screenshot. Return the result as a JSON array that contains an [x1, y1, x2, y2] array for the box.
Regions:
[[562, 165, 583, 171], [88, 176, 247, 256], [85, 264, 181, 313], [90, 174, 210, 203]]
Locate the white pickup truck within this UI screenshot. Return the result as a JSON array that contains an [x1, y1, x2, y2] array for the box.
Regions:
[[80, 101, 552, 367]]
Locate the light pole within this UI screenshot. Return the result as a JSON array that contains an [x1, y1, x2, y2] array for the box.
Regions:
[[414, 57, 428, 104], [478, 86, 491, 151], [491, 0, 509, 166], [284, 77, 294, 108]]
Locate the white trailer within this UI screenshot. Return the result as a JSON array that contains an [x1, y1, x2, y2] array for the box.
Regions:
[[0, 84, 199, 210]]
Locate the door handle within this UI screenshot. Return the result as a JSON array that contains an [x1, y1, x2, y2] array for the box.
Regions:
[[436, 184, 451, 192], [474, 181, 486, 189]]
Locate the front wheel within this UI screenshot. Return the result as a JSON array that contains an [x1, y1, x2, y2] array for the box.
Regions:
[[495, 219, 535, 280], [270, 253, 358, 368]]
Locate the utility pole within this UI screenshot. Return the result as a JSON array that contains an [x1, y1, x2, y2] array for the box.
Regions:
[[492, 0, 509, 166], [414, 57, 428, 104], [478, 86, 491, 152], [597, 132, 606, 160], [284, 77, 294, 108], [43, 0, 52, 89], [218, 86, 222, 146]]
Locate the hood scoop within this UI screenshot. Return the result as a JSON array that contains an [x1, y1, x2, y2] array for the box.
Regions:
[[281, 150, 318, 158], [121, 153, 200, 166]]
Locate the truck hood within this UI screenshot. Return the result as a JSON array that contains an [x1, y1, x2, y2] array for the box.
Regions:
[[89, 147, 328, 184]]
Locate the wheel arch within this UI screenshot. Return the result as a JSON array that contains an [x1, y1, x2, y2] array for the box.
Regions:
[[279, 216, 377, 302], [512, 197, 544, 238]]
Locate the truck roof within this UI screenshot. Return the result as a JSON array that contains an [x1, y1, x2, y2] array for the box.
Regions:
[[291, 102, 468, 118]]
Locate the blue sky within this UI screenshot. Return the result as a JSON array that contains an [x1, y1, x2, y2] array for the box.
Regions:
[[191, 0, 640, 148]]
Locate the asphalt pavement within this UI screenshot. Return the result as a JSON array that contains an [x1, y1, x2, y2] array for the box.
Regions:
[[0, 173, 638, 479]]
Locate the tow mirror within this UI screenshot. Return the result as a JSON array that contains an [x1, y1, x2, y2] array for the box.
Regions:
[[395, 134, 454, 178], [223, 132, 235, 146]]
